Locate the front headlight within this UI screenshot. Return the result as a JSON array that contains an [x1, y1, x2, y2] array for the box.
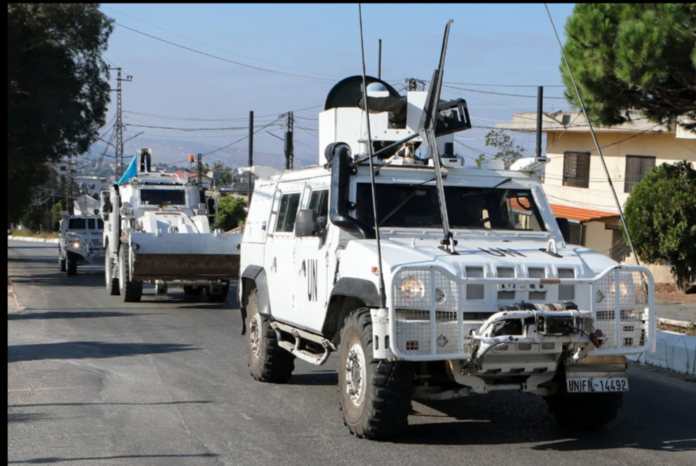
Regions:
[[72, 241, 81, 249], [400, 277, 425, 299]]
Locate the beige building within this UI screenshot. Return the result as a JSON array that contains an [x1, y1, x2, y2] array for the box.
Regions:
[[498, 112, 695, 280]]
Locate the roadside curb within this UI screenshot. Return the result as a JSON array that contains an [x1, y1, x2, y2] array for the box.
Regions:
[[8, 235, 59, 244], [628, 328, 696, 376]]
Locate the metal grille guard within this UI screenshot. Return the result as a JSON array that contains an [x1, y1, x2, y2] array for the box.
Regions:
[[388, 265, 656, 361]]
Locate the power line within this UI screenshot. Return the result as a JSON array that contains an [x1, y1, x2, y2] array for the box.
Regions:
[[124, 123, 255, 132], [202, 116, 285, 156], [103, 6, 339, 80], [114, 21, 335, 83], [443, 84, 567, 100], [444, 81, 565, 88], [122, 105, 323, 122]]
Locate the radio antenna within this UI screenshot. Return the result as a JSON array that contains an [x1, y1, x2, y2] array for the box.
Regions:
[[544, 4, 640, 265], [358, 4, 386, 308]]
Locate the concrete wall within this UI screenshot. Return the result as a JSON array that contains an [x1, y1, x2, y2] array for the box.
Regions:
[[543, 131, 696, 213], [621, 252, 675, 283], [583, 221, 614, 255]]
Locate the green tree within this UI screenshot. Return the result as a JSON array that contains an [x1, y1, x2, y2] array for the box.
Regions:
[[52, 200, 66, 223], [20, 204, 47, 233], [8, 4, 114, 224], [475, 130, 525, 169], [561, 4, 696, 133], [212, 161, 235, 185], [214, 195, 247, 231], [624, 161, 696, 290]]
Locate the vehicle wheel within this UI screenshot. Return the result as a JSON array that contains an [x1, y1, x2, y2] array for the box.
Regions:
[[183, 285, 204, 296], [66, 255, 78, 276], [205, 282, 230, 303], [545, 382, 623, 429], [338, 308, 413, 439], [118, 246, 142, 303], [105, 245, 120, 295], [245, 288, 295, 382], [59, 252, 66, 272]]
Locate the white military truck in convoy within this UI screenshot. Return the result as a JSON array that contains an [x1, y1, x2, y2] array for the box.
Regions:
[[101, 148, 241, 303], [238, 23, 656, 440], [56, 213, 105, 276]]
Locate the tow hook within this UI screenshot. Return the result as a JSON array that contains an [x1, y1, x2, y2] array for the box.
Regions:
[[589, 329, 605, 348]]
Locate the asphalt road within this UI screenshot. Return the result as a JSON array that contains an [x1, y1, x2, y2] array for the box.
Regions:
[[8, 239, 696, 466]]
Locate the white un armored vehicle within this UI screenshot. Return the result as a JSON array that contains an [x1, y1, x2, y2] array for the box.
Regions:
[[101, 148, 241, 303], [57, 207, 105, 276], [238, 22, 656, 439]]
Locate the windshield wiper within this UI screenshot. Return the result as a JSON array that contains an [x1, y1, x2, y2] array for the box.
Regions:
[[377, 178, 436, 226]]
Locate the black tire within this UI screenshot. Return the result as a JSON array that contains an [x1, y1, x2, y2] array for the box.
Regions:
[[105, 245, 120, 296], [183, 285, 204, 296], [205, 282, 230, 303], [59, 252, 66, 272], [245, 289, 295, 382], [66, 256, 78, 276], [338, 308, 413, 439], [119, 247, 142, 303], [545, 384, 623, 429]]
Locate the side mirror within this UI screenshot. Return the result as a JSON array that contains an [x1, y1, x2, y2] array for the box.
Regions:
[[53, 221, 60, 232], [295, 209, 320, 237], [556, 217, 571, 243]]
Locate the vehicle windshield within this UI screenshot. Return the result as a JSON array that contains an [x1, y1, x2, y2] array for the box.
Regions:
[[354, 183, 546, 231], [88, 218, 104, 230], [140, 189, 187, 206], [68, 218, 104, 230], [68, 218, 86, 229]]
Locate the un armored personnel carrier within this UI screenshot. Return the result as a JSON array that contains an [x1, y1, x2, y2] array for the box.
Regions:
[[238, 22, 656, 439], [57, 213, 105, 276], [101, 149, 241, 302]]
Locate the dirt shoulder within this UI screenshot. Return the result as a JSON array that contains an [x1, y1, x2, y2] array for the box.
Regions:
[[7, 279, 24, 313]]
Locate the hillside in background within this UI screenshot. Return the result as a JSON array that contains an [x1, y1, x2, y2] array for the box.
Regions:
[[80, 136, 316, 178]]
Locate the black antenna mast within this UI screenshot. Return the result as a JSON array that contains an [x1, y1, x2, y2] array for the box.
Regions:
[[420, 20, 457, 254], [358, 4, 387, 308], [544, 5, 640, 265]]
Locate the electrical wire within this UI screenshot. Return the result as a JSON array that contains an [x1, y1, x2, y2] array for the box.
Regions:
[[202, 116, 285, 156], [114, 22, 335, 83], [104, 6, 339, 80], [443, 84, 567, 100]]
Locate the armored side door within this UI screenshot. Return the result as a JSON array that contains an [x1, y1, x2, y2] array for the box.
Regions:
[[293, 181, 331, 333], [263, 182, 302, 323]]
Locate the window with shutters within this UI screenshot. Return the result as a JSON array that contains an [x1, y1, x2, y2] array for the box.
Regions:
[[562, 152, 591, 188], [624, 155, 656, 193]]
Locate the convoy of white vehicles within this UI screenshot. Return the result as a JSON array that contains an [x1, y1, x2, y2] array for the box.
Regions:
[[57, 214, 105, 276], [236, 22, 656, 439], [99, 148, 242, 303], [45, 20, 659, 442]]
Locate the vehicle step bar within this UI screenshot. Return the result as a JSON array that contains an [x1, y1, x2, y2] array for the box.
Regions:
[[271, 322, 335, 366]]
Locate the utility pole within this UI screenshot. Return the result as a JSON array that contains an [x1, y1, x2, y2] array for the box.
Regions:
[[284, 112, 294, 170], [378, 39, 382, 79], [108, 67, 132, 179], [197, 153, 203, 187], [405, 78, 426, 91], [248, 111, 254, 199], [64, 157, 75, 215]]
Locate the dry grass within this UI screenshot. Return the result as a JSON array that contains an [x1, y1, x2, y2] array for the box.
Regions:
[[655, 282, 696, 304], [9, 229, 58, 240], [658, 323, 696, 336]]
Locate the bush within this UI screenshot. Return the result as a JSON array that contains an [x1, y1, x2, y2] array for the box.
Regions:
[[624, 161, 696, 289], [214, 195, 247, 231]]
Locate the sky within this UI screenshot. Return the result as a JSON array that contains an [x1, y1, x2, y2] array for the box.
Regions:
[[98, 3, 578, 168]]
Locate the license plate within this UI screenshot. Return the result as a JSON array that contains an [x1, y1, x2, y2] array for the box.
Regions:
[[566, 377, 629, 393]]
